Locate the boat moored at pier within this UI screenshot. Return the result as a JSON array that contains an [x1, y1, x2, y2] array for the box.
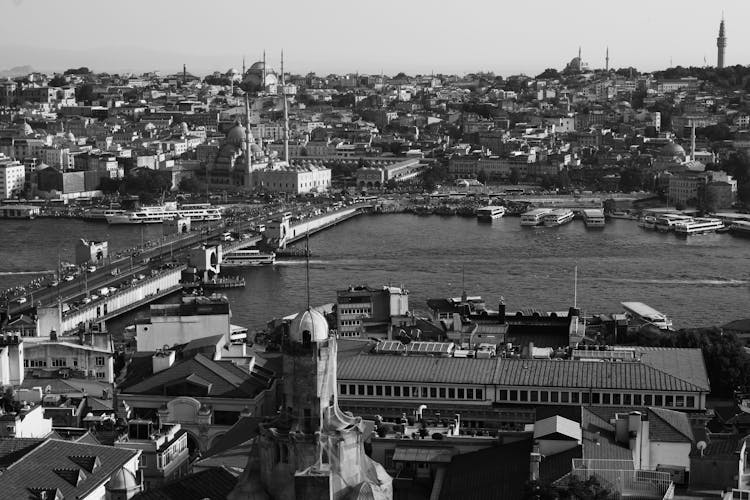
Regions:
[[520, 208, 553, 226], [621, 301, 673, 330], [674, 217, 725, 236], [542, 209, 575, 227], [582, 209, 605, 228], [222, 249, 276, 267], [106, 202, 222, 224], [654, 213, 693, 232], [730, 220, 750, 238], [476, 205, 506, 221]]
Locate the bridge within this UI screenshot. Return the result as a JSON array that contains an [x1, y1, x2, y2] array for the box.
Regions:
[[263, 206, 368, 249]]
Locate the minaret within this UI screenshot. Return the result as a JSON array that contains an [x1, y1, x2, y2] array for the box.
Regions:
[[691, 121, 696, 161], [717, 15, 727, 69], [605, 46, 609, 72], [242, 56, 246, 77], [182, 64, 186, 85], [281, 50, 289, 163], [262, 50, 266, 89], [245, 93, 253, 188]]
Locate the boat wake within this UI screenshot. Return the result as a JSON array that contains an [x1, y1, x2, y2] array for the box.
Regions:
[[0, 270, 55, 276], [593, 277, 748, 286], [274, 260, 327, 266]]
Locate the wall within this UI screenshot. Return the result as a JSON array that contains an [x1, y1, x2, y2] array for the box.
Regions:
[[650, 441, 691, 471], [136, 313, 229, 351]]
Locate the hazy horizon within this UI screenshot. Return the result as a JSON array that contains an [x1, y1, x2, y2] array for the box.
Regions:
[[1, 0, 746, 77]]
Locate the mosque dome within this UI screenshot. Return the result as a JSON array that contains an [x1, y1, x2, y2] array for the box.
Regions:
[[289, 308, 329, 344], [660, 142, 686, 158], [249, 61, 265, 72], [225, 120, 247, 147], [227, 68, 239, 75]]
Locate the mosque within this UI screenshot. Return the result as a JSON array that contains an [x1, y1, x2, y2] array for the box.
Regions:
[[227, 307, 393, 500]]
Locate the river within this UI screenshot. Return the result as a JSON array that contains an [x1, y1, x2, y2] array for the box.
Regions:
[[1, 214, 748, 331]]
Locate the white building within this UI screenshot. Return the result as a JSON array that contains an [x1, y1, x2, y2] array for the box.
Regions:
[[0, 157, 26, 198], [0, 403, 53, 438], [23, 336, 115, 383], [255, 162, 331, 195]]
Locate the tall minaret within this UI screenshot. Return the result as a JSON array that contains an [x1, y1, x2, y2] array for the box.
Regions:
[[262, 50, 267, 89], [245, 93, 253, 188], [242, 56, 246, 77], [717, 15, 727, 69], [281, 50, 289, 162], [605, 46, 609, 72]]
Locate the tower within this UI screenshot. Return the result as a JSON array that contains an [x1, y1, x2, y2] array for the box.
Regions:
[[245, 93, 253, 188], [606, 46, 609, 72], [717, 15, 727, 69], [281, 50, 289, 162]]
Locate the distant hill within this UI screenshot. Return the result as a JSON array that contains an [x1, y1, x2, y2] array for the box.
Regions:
[[0, 65, 35, 78]]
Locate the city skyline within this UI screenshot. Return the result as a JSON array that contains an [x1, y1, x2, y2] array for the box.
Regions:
[[0, 0, 747, 77]]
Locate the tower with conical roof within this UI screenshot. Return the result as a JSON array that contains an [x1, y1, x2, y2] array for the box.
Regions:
[[717, 15, 727, 69]]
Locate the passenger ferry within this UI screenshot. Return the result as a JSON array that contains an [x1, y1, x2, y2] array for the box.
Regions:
[[542, 209, 575, 227], [673, 217, 725, 236], [221, 249, 276, 267], [476, 205, 506, 221], [654, 213, 693, 232], [638, 215, 657, 230], [582, 209, 605, 228], [730, 220, 750, 238], [520, 208, 553, 226], [83, 208, 126, 222], [621, 302, 673, 330], [106, 202, 222, 224]]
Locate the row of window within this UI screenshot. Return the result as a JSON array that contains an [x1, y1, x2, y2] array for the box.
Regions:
[[23, 356, 106, 368], [495, 389, 696, 409], [340, 307, 371, 316], [339, 319, 362, 326], [339, 383, 699, 409], [340, 384, 484, 401]]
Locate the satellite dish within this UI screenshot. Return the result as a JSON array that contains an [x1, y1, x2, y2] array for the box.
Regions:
[[697, 440, 707, 456], [45, 385, 52, 394]]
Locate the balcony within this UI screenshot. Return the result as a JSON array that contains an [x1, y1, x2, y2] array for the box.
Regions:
[[571, 459, 674, 499]]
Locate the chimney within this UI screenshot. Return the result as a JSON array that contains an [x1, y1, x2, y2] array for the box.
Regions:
[[498, 298, 506, 324], [529, 442, 542, 481], [152, 349, 175, 374]]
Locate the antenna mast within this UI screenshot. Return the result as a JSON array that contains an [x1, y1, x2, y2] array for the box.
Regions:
[[574, 266, 578, 309], [305, 231, 311, 311]]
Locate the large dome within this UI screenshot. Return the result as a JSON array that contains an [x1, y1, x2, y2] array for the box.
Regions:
[[249, 61, 265, 72], [289, 308, 329, 343], [225, 121, 247, 147], [660, 142, 686, 158]]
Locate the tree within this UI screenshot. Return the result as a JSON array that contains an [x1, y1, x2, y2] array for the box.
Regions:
[[509, 167, 521, 185], [64, 67, 90, 75], [75, 83, 95, 104], [477, 169, 488, 184], [48, 75, 67, 87], [535, 68, 561, 80]]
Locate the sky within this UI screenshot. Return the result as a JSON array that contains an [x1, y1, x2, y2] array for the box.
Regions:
[[0, 0, 747, 77]]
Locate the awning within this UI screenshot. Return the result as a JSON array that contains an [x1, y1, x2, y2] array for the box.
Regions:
[[392, 447, 454, 464]]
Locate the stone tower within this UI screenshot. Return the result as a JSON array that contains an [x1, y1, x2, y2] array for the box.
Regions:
[[717, 16, 726, 69]]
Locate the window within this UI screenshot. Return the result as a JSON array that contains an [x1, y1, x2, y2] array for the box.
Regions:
[[603, 393, 611, 405], [421, 387, 428, 398], [655, 395, 663, 406], [349, 384, 355, 395], [358, 384, 365, 395], [644, 394, 653, 405], [457, 388, 465, 399], [613, 394, 621, 405], [340, 384, 348, 395], [376, 386, 382, 396], [467, 389, 474, 400], [530, 391, 538, 402], [430, 388, 437, 398], [561, 392, 569, 403], [499, 389, 507, 401], [52, 358, 67, 367], [439, 388, 446, 398], [540, 391, 549, 403], [591, 393, 600, 404], [475, 389, 483, 400], [509, 390, 518, 401], [623, 394, 632, 406], [634, 394, 642, 406], [23, 359, 29, 368], [550, 392, 559, 403], [572, 392, 580, 404], [449, 388, 456, 399], [665, 395, 674, 407], [412, 387, 420, 398], [385, 386, 392, 397], [686, 396, 695, 408], [394, 386, 401, 397], [96, 371, 105, 379], [519, 390, 527, 402], [366, 385, 374, 396]]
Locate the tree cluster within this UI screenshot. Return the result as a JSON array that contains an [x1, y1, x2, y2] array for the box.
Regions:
[[653, 65, 750, 90], [524, 476, 610, 499], [99, 169, 173, 203]]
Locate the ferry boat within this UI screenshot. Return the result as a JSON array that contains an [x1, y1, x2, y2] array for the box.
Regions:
[[621, 301, 673, 330], [673, 217, 725, 236], [582, 209, 605, 228], [730, 220, 750, 238], [221, 249, 276, 267], [654, 213, 693, 232], [106, 202, 222, 224], [638, 215, 657, 230], [542, 209, 575, 227], [476, 205, 506, 221], [83, 208, 126, 222], [520, 208, 553, 226]]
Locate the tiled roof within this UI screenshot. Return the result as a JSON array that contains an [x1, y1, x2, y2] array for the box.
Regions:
[[586, 406, 694, 443], [1, 439, 139, 498], [337, 348, 710, 392], [439, 439, 532, 500], [0, 437, 45, 469], [690, 434, 745, 458], [133, 466, 238, 500], [120, 353, 268, 398]]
